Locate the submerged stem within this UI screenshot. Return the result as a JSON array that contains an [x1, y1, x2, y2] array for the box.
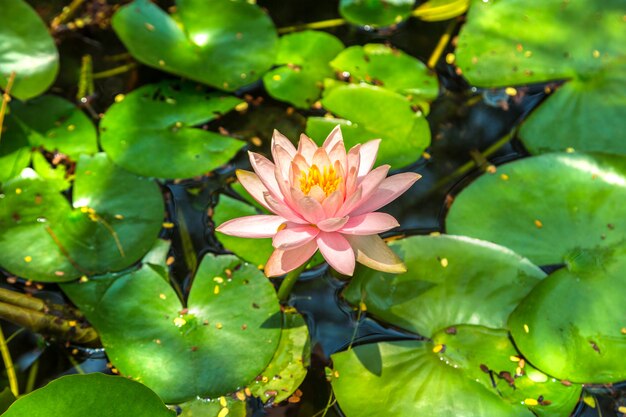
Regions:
[[278, 18, 346, 34], [427, 19, 458, 69], [0, 326, 19, 397], [277, 264, 307, 302]]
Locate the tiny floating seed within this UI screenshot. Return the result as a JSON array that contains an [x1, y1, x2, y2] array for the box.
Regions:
[[432, 344, 445, 353], [24, 256, 32, 263], [524, 324, 530, 333], [524, 398, 538, 406], [440, 258, 449, 268], [217, 407, 229, 417]]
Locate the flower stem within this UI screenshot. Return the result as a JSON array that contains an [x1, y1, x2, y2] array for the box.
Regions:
[[277, 264, 307, 302], [0, 325, 19, 397], [278, 18, 346, 34]]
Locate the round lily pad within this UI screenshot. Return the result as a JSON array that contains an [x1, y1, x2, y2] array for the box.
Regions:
[[339, 0, 414, 28], [249, 310, 310, 403], [100, 81, 245, 179], [332, 327, 580, 417], [446, 153, 626, 266], [509, 244, 626, 383], [307, 83, 430, 168], [61, 253, 282, 403], [2, 373, 174, 417], [455, 0, 626, 154], [112, 0, 277, 91], [0, 153, 164, 282], [263, 31, 344, 108], [0, 0, 59, 100], [343, 235, 545, 337], [330, 44, 439, 102], [9, 95, 98, 157]]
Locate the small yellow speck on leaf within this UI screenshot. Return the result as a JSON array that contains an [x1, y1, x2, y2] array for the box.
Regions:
[[24, 256, 32, 263], [524, 398, 538, 406]]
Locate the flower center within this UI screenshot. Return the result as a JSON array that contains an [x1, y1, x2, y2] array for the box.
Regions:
[[299, 164, 341, 197]]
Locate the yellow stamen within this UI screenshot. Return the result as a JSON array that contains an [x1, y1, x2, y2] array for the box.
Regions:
[[299, 164, 341, 196]]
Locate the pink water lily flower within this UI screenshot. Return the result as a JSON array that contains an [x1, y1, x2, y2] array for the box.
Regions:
[[216, 126, 421, 277]]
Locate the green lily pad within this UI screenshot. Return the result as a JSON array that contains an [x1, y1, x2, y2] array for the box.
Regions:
[[509, 244, 626, 383], [0, 153, 164, 282], [0, 115, 31, 184], [446, 153, 626, 265], [31, 151, 70, 192], [249, 310, 310, 403], [100, 81, 245, 179], [339, 0, 414, 28], [263, 31, 344, 108], [2, 373, 174, 417], [8, 95, 98, 157], [332, 329, 580, 417], [179, 397, 247, 417], [61, 253, 282, 403], [455, 0, 626, 154], [330, 44, 439, 102], [213, 194, 274, 267], [307, 83, 430, 168], [112, 0, 277, 91], [0, 0, 59, 100], [343, 235, 546, 337]]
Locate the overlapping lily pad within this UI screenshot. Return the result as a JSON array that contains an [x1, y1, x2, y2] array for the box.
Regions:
[[339, 0, 414, 28], [307, 83, 430, 168], [446, 153, 626, 265], [0, 0, 59, 99], [263, 31, 344, 108], [333, 235, 580, 417], [2, 373, 174, 417], [100, 81, 245, 179], [8, 95, 99, 157], [249, 310, 310, 403], [330, 44, 439, 103], [62, 253, 282, 403], [343, 235, 546, 337], [332, 326, 580, 417], [179, 397, 246, 417], [509, 244, 626, 383], [112, 0, 277, 91], [0, 153, 164, 282], [455, 0, 626, 154]]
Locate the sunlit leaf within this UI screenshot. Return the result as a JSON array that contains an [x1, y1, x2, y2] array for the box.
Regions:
[[455, 0, 626, 154], [62, 253, 282, 403], [339, 0, 414, 28], [446, 153, 626, 265], [0, 154, 164, 282], [112, 0, 277, 91], [2, 374, 174, 417], [263, 31, 344, 108], [0, 0, 59, 99], [100, 81, 244, 179]]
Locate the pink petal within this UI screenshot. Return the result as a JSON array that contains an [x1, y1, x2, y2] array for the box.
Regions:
[[317, 217, 349, 232], [216, 215, 285, 238], [297, 134, 318, 163], [345, 234, 406, 274], [316, 232, 356, 276], [265, 240, 318, 277], [249, 151, 282, 199], [339, 165, 390, 216], [292, 194, 326, 224], [322, 189, 343, 218], [235, 170, 272, 212], [329, 143, 347, 177], [312, 147, 331, 168], [357, 139, 381, 178], [340, 212, 399, 235], [264, 193, 307, 224], [351, 172, 421, 216], [273, 224, 319, 249], [272, 144, 293, 183], [271, 129, 297, 159], [322, 125, 343, 151]]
